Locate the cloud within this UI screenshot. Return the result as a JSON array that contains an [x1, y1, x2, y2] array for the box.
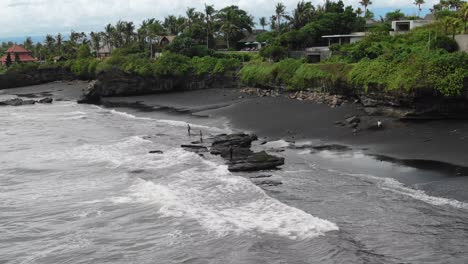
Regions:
[[0, 0, 437, 38]]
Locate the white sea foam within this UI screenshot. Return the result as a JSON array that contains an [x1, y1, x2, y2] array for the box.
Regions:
[[101, 107, 228, 133], [111, 150, 339, 240], [261, 139, 291, 149], [344, 172, 468, 210], [62, 136, 154, 167], [108, 109, 153, 120]]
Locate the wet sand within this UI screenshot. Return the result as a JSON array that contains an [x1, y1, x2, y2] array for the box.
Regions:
[[4, 82, 468, 172]]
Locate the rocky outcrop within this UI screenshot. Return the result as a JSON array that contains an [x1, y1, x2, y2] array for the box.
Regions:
[[210, 133, 284, 172], [0, 68, 76, 89], [358, 87, 468, 119], [78, 69, 239, 104], [0, 97, 53, 106]]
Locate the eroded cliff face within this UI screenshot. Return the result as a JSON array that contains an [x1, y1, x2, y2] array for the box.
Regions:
[[358, 84, 468, 119], [78, 69, 239, 104], [0, 68, 76, 89]]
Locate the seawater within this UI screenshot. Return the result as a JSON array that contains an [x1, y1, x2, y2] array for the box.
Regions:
[[1, 101, 467, 264]]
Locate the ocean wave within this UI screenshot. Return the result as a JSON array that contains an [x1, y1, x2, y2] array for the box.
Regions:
[[261, 139, 291, 149], [111, 153, 339, 240], [99, 106, 228, 133], [345, 172, 468, 210]]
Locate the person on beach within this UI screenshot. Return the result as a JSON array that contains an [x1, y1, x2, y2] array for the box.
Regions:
[[187, 124, 191, 136], [229, 146, 233, 160], [377, 120, 382, 128], [200, 130, 203, 143]]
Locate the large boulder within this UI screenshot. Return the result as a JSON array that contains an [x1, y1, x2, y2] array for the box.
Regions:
[[210, 133, 284, 172]]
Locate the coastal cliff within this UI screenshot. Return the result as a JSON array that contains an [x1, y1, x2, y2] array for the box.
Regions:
[[78, 69, 239, 104], [0, 68, 76, 89]]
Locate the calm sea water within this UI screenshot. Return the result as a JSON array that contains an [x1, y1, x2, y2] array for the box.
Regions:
[[1, 100, 468, 264]]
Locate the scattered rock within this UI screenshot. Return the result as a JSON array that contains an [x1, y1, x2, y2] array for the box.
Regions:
[[149, 150, 163, 154], [228, 151, 285, 172], [345, 115, 360, 124], [252, 179, 283, 186], [181, 145, 208, 153], [249, 175, 273, 179], [0, 98, 36, 106], [38, 97, 53, 104]]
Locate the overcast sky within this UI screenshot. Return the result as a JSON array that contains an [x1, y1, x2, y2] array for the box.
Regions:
[[0, 0, 435, 39]]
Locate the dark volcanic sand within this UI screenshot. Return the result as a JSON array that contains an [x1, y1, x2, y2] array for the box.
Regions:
[[100, 88, 468, 168]]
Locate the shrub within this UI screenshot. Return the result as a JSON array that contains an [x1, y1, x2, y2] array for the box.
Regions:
[[6, 62, 39, 73], [259, 45, 287, 62], [153, 52, 192, 76], [191, 56, 218, 75], [289, 64, 330, 90], [274, 59, 303, 84], [165, 36, 213, 57], [238, 61, 276, 87], [213, 58, 241, 74]]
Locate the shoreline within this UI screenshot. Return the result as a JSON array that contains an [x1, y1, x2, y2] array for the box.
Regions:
[[99, 87, 468, 168], [3, 82, 468, 200], [4, 82, 468, 169]]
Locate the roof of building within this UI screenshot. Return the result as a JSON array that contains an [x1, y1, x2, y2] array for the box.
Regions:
[[5, 45, 32, 54], [160, 35, 177, 43], [322, 32, 367, 38], [0, 53, 37, 62]]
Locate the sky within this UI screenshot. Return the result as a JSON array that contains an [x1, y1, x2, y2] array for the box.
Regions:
[[0, 0, 436, 42]]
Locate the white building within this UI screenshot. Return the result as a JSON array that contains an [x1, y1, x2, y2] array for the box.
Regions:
[[391, 20, 434, 35], [321, 32, 367, 46]]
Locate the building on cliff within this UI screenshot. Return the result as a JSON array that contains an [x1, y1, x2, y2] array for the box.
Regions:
[[0, 45, 37, 65]]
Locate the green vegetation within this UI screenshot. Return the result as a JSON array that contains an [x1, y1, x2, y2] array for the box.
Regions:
[[0, 0, 467, 98]]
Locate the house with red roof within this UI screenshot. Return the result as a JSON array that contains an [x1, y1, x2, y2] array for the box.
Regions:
[[0, 45, 37, 65]]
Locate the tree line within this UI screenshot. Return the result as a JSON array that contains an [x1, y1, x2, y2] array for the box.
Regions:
[[0, 0, 467, 62]]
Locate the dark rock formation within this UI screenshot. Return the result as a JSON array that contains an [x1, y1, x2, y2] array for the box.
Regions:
[[78, 69, 239, 104], [210, 133, 284, 172], [0, 98, 36, 106], [0, 97, 55, 106], [38, 97, 53, 104], [181, 145, 209, 153], [149, 150, 164, 154], [252, 179, 283, 186], [0, 68, 76, 89]]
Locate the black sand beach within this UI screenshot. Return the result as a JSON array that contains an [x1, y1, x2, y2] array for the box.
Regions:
[[5, 82, 468, 169], [98, 87, 468, 168]]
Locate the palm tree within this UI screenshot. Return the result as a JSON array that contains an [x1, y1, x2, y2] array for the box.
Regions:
[[461, 2, 468, 33], [275, 2, 287, 31], [290, 0, 314, 29], [89, 32, 101, 58], [205, 4, 216, 48], [56, 33, 63, 55], [147, 20, 164, 58], [123, 21, 135, 46], [218, 9, 238, 49], [414, 0, 425, 17], [359, 0, 372, 15], [186, 7, 197, 28], [45, 34, 55, 50], [259, 17, 268, 30], [215, 6, 254, 50], [103, 24, 114, 51], [356, 7, 363, 17], [270, 15, 277, 30], [23, 37, 33, 51]]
